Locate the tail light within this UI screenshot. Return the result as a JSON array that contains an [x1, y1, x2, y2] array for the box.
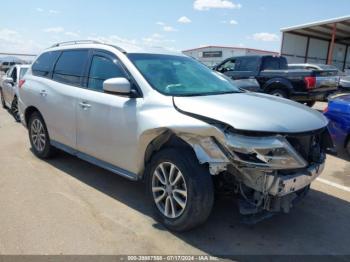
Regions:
[[19, 79, 25, 88], [323, 106, 329, 113], [304, 76, 316, 90]]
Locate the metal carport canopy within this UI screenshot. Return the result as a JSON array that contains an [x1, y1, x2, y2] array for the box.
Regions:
[[281, 15, 350, 68]]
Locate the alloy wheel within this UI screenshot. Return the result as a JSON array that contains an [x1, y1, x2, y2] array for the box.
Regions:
[[31, 119, 46, 152], [11, 97, 20, 121], [152, 162, 188, 219]]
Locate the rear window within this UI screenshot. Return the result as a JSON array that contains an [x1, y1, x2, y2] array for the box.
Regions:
[[236, 57, 259, 71], [53, 50, 89, 86], [32, 51, 60, 77], [262, 57, 288, 70]]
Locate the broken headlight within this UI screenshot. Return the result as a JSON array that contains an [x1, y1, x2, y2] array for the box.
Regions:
[[225, 133, 308, 170]]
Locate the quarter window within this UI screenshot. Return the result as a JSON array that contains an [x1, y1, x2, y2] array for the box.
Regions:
[[32, 51, 60, 77], [88, 55, 126, 91], [53, 50, 89, 86]]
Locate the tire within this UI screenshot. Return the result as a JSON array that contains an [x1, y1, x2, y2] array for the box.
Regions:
[[0, 88, 6, 109], [28, 112, 55, 159], [346, 139, 350, 158], [305, 101, 316, 107], [11, 96, 20, 122], [146, 148, 214, 232], [270, 89, 288, 98]]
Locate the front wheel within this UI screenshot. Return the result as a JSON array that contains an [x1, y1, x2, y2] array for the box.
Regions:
[[11, 96, 20, 122], [0, 89, 6, 108], [305, 101, 316, 107], [28, 112, 55, 159], [147, 148, 214, 232]]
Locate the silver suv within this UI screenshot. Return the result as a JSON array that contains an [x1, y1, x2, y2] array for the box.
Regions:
[[19, 41, 332, 231]]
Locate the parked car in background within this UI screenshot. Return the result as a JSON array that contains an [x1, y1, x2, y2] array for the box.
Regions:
[[324, 94, 350, 157], [0, 65, 30, 121], [339, 76, 350, 92], [213, 56, 339, 107], [0, 61, 17, 73], [19, 41, 331, 231]]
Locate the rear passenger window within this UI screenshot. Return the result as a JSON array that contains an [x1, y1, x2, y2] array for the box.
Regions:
[[236, 57, 259, 71], [32, 51, 60, 77], [53, 50, 89, 86], [88, 56, 126, 91]]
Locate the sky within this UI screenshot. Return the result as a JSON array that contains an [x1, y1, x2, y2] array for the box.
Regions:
[[0, 0, 349, 56]]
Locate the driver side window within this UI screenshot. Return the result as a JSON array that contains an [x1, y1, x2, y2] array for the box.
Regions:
[[218, 59, 236, 72], [88, 55, 127, 92]]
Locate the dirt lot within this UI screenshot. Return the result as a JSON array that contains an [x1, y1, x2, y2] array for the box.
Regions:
[[0, 103, 349, 256]]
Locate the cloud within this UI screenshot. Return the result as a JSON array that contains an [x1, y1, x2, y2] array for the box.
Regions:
[[156, 21, 165, 26], [163, 26, 178, 32], [0, 28, 43, 54], [65, 31, 80, 38], [49, 9, 60, 14], [229, 19, 238, 25], [43, 27, 65, 33], [194, 0, 242, 11], [36, 7, 44, 12], [178, 16, 192, 24], [142, 33, 175, 46], [252, 32, 279, 42]]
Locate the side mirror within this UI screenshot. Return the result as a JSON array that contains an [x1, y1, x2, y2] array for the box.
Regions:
[[4, 77, 14, 84], [103, 77, 131, 95]]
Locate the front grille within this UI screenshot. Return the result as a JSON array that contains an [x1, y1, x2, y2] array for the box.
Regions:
[[286, 129, 326, 164]]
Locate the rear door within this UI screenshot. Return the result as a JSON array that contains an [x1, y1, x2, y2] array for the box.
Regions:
[[76, 50, 140, 172], [34, 49, 89, 149]]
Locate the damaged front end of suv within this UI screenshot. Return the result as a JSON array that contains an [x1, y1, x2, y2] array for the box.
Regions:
[[182, 126, 331, 223], [185, 125, 333, 223], [172, 93, 333, 224]]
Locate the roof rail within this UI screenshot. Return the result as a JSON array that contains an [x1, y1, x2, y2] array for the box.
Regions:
[[50, 40, 104, 48], [49, 40, 127, 53]]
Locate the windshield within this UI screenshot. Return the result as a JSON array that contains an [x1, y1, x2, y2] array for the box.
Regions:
[[127, 53, 240, 96]]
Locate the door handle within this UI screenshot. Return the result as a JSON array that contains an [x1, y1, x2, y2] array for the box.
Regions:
[[40, 90, 47, 97], [79, 102, 91, 110]]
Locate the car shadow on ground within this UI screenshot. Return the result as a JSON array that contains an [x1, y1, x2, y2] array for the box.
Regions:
[[45, 150, 350, 257]]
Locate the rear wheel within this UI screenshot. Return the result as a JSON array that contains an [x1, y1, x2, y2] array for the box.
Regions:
[[28, 112, 55, 159], [11, 96, 20, 122], [146, 148, 214, 232], [270, 89, 287, 98], [305, 101, 316, 107], [0, 88, 6, 108]]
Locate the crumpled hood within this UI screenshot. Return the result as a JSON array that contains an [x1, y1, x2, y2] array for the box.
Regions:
[[173, 92, 328, 133]]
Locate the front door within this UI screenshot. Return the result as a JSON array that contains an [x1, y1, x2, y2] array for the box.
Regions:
[[76, 51, 140, 173]]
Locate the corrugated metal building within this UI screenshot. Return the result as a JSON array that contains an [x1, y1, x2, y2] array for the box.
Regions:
[[182, 46, 279, 67], [281, 15, 350, 70]]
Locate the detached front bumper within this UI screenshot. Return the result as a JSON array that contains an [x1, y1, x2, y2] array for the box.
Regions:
[[265, 162, 325, 197]]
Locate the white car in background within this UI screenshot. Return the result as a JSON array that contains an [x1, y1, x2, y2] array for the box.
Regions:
[[0, 64, 30, 121]]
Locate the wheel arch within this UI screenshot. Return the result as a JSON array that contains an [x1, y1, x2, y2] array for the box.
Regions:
[[141, 127, 230, 180], [24, 106, 42, 127], [144, 130, 195, 169], [263, 78, 293, 95]]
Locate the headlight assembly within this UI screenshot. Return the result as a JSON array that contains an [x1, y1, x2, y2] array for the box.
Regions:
[[225, 133, 308, 170]]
